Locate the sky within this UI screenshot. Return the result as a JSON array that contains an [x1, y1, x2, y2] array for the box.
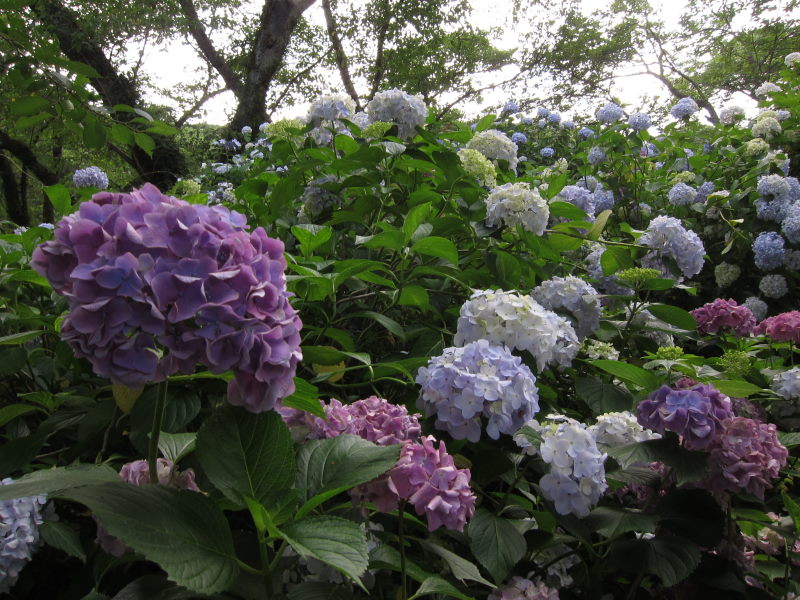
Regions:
[[136, 0, 757, 126]]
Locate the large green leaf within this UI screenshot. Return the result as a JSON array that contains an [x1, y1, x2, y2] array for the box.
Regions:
[[280, 515, 369, 586], [0, 465, 118, 500], [40, 520, 86, 562], [645, 304, 696, 330], [710, 379, 765, 398], [409, 576, 475, 600], [196, 406, 294, 508], [419, 540, 492, 587], [66, 482, 238, 593], [585, 506, 657, 538], [589, 359, 659, 390], [610, 536, 701, 587], [607, 438, 708, 485], [157, 432, 196, 465], [294, 434, 399, 508], [467, 508, 525, 584], [281, 378, 325, 418], [412, 236, 459, 266], [574, 376, 633, 414]]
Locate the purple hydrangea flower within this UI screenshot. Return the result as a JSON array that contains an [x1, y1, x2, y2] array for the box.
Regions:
[[0, 479, 46, 594], [670, 97, 699, 119], [668, 182, 698, 206], [31, 184, 302, 412], [416, 340, 540, 442], [578, 127, 595, 139], [704, 417, 788, 500], [638, 382, 733, 450], [96, 459, 199, 556], [756, 311, 800, 342], [73, 166, 109, 190], [488, 576, 560, 600], [690, 299, 756, 336], [547, 111, 561, 124], [639, 215, 705, 279]]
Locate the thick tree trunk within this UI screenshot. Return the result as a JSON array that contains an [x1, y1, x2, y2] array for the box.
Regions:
[[0, 155, 29, 227], [229, 0, 317, 132], [0, 129, 59, 226], [32, 0, 188, 190]]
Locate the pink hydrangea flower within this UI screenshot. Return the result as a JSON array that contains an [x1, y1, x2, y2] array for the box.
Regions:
[[756, 310, 800, 342], [704, 417, 788, 500], [488, 576, 559, 600], [690, 299, 756, 336]]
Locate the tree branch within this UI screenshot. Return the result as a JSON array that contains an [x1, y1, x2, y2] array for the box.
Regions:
[[368, 0, 391, 100], [321, 0, 361, 109]]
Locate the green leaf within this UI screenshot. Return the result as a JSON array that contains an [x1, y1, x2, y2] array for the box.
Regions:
[[398, 285, 430, 310], [601, 246, 633, 275], [409, 576, 476, 600], [474, 113, 497, 132], [0, 330, 45, 345], [549, 201, 588, 221], [587, 209, 612, 241], [608, 438, 708, 486], [362, 230, 404, 251], [40, 520, 86, 562], [10, 95, 49, 117], [487, 249, 521, 289], [44, 184, 72, 215], [412, 236, 459, 266], [0, 465, 118, 500], [610, 536, 701, 587], [0, 404, 39, 427], [350, 311, 405, 341], [158, 432, 196, 464], [778, 431, 800, 448], [645, 304, 696, 330], [144, 122, 179, 136], [65, 483, 238, 594], [404, 202, 432, 243], [280, 516, 368, 587], [134, 132, 155, 156], [281, 378, 325, 418], [0, 431, 48, 477], [196, 406, 294, 508], [110, 123, 135, 145], [418, 540, 493, 587], [574, 377, 633, 414], [287, 582, 353, 600], [110, 575, 197, 600], [589, 359, 659, 390], [585, 506, 657, 538], [294, 434, 399, 508], [83, 116, 107, 149], [710, 380, 765, 397], [782, 492, 800, 535], [467, 508, 525, 584]]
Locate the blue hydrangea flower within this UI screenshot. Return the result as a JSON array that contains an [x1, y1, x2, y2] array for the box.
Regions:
[[557, 185, 596, 219], [695, 181, 715, 203], [753, 231, 786, 270], [759, 273, 788, 298], [578, 127, 595, 139], [670, 97, 700, 119], [532, 276, 601, 339], [502, 101, 519, 115], [639, 216, 705, 279], [593, 185, 616, 212], [241, 125, 252, 136], [668, 182, 698, 206], [628, 112, 651, 130], [640, 142, 658, 157], [548, 111, 561, 124], [595, 102, 624, 124], [561, 119, 575, 129], [536, 106, 550, 118], [1, 479, 46, 594], [537, 119, 547, 128], [521, 117, 533, 125], [511, 132, 528, 144], [588, 146, 606, 166], [782, 203, 800, 243], [416, 340, 540, 442], [540, 147, 555, 158], [72, 166, 109, 190]]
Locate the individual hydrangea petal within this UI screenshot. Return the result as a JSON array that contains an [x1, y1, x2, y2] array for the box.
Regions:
[[485, 183, 550, 235], [0, 478, 47, 594], [454, 290, 580, 372], [416, 340, 540, 442]]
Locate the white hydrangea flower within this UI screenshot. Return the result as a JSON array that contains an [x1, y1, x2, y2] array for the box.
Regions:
[[759, 274, 788, 298], [752, 117, 782, 139], [307, 94, 355, 126], [745, 138, 770, 156], [582, 339, 619, 361], [720, 105, 745, 125], [744, 296, 768, 321], [756, 82, 781, 96], [466, 129, 519, 170], [773, 367, 800, 400], [457, 148, 497, 188], [532, 275, 601, 339], [785, 52, 800, 67], [639, 216, 705, 279], [485, 183, 549, 235], [366, 89, 428, 139], [714, 262, 741, 288], [454, 290, 579, 372], [589, 411, 661, 453]]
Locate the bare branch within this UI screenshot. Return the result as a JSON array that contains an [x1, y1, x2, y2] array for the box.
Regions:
[[321, 0, 361, 109]]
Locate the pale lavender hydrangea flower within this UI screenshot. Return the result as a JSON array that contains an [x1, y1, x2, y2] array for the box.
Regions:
[[588, 146, 606, 166], [781, 203, 800, 243], [639, 216, 705, 279], [595, 102, 624, 124], [578, 127, 595, 139], [637, 382, 733, 450], [488, 576, 559, 600], [759, 274, 788, 298], [31, 184, 302, 412], [670, 97, 700, 119], [704, 417, 788, 500], [0, 479, 46, 594], [366, 89, 427, 139], [532, 276, 601, 339], [73, 166, 109, 190], [454, 290, 580, 372], [307, 94, 355, 125], [720, 106, 745, 125], [589, 411, 661, 452], [744, 296, 768, 321], [668, 182, 698, 206], [555, 185, 596, 220], [755, 82, 781, 96], [628, 112, 651, 130], [772, 367, 800, 400], [485, 183, 549, 235], [753, 231, 785, 270], [416, 340, 540, 442]]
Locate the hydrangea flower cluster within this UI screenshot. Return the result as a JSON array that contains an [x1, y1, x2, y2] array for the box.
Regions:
[[279, 396, 422, 445], [307, 94, 355, 126], [704, 417, 788, 500], [96, 459, 199, 556], [531, 276, 601, 339], [484, 182, 550, 235], [540, 147, 555, 158], [416, 340, 540, 442], [784, 249, 800, 270], [744, 138, 770, 157], [752, 116, 782, 139], [297, 176, 341, 222], [466, 129, 518, 170], [744, 296, 768, 321], [639, 216, 705, 279], [517, 415, 607, 517], [670, 97, 700, 119], [488, 577, 559, 600], [628, 112, 651, 130], [366, 89, 427, 139], [31, 184, 302, 412], [637, 382, 733, 450], [454, 290, 580, 372], [782, 202, 800, 243], [786, 51, 800, 66], [668, 182, 698, 206], [589, 411, 661, 452], [555, 185, 596, 220], [690, 299, 756, 336], [595, 102, 624, 123], [582, 339, 619, 361], [759, 273, 788, 298], [756, 311, 800, 342], [588, 146, 606, 166], [755, 82, 781, 96], [511, 131, 528, 144], [73, 166, 109, 190], [578, 127, 595, 139], [0, 479, 46, 594], [753, 231, 786, 270], [720, 105, 745, 125], [772, 367, 800, 400], [457, 148, 497, 188], [714, 262, 741, 288]]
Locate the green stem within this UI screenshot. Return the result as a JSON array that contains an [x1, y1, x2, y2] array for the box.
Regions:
[[259, 537, 272, 593], [148, 380, 168, 483], [399, 500, 408, 600], [236, 559, 263, 576]]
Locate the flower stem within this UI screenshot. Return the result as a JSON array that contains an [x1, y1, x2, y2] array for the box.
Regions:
[[399, 500, 408, 600], [148, 380, 168, 483]]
